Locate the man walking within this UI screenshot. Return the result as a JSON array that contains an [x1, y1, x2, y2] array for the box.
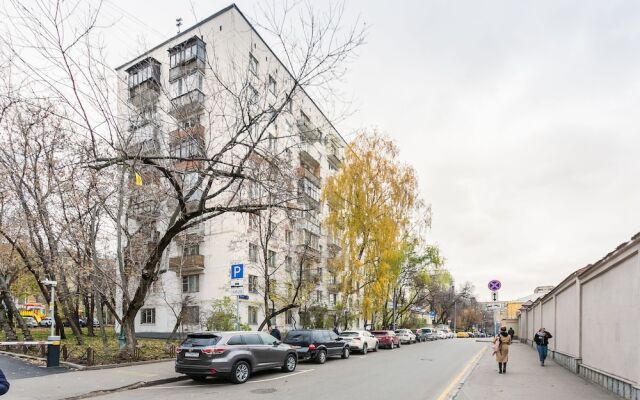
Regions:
[[0, 368, 9, 396], [270, 325, 281, 340], [534, 327, 553, 366], [508, 327, 515, 341]]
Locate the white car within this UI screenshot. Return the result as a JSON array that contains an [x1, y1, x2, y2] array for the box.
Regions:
[[339, 330, 379, 353], [436, 330, 447, 339], [394, 329, 417, 344]]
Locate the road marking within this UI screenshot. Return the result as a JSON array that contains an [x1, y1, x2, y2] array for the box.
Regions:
[[248, 368, 313, 383], [435, 346, 486, 400]]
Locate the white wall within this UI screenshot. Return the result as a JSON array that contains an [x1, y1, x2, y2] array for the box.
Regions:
[[581, 251, 639, 383], [541, 298, 555, 339], [554, 283, 579, 357]]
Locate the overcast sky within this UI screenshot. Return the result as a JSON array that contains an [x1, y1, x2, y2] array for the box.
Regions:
[[106, 0, 640, 301]]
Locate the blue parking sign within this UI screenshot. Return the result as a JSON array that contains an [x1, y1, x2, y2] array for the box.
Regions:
[[231, 264, 244, 279]]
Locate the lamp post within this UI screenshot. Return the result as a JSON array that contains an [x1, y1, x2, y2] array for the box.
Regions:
[[41, 279, 60, 367]]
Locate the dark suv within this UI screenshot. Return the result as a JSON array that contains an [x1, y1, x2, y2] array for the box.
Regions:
[[283, 329, 351, 364], [175, 331, 298, 384]]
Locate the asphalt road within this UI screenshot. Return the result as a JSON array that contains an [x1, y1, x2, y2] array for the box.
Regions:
[[97, 339, 485, 400], [0, 354, 68, 380]]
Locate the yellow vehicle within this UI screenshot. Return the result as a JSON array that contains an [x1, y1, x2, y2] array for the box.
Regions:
[[18, 302, 47, 324], [456, 332, 469, 338]]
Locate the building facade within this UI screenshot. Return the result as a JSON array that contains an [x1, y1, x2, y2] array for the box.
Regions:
[[115, 5, 347, 335]]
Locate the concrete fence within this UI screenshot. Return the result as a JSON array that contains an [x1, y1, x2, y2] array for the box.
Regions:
[[519, 232, 640, 400]]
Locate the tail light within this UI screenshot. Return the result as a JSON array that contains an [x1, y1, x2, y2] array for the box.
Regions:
[[175, 347, 182, 354], [201, 347, 226, 354], [308, 344, 316, 351]]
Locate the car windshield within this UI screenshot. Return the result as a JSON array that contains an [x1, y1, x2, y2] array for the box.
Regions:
[[182, 334, 221, 347], [372, 331, 389, 336], [340, 331, 360, 336]]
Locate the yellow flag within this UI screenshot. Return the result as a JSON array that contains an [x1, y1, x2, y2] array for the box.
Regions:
[[135, 172, 143, 186]]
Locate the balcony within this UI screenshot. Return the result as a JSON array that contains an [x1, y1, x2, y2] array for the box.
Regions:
[[170, 124, 205, 142], [299, 142, 321, 165], [170, 89, 205, 116], [327, 148, 343, 168], [129, 80, 160, 108], [298, 178, 320, 208], [297, 117, 321, 142], [297, 165, 321, 187], [297, 244, 321, 262], [127, 57, 161, 108], [300, 217, 321, 236], [169, 58, 206, 82], [169, 254, 205, 274], [327, 282, 340, 293]]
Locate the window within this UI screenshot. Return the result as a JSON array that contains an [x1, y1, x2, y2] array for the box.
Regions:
[[285, 310, 293, 325], [285, 230, 292, 245], [316, 290, 323, 302], [170, 138, 203, 160], [249, 243, 258, 262], [249, 53, 258, 75], [316, 266, 323, 278], [170, 71, 204, 98], [285, 256, 293, 271], [268, 75, 276, 94], [227, 335, 243, 345], [260, 332, 278, 345], [248, 85, 258, 105], [244, 333, 262, 344], [268, 134, 276, 151], [183, 306, 200, 324], [249, 275, 259, 293], [183, 244, 199, 256], [179, 115, 201, 130], [267, 250, 276, 269], [182, 275, 200, 293], [140, 308, 155, 324], [330, 293, 337, 306], [300, 178, 320, 202], [248, 306, 258, 324], [248, 214, 258, 230], [169, 39, 206, 68]]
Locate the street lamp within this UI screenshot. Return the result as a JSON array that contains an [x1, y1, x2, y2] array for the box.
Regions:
[[40, 279, 57, 338]]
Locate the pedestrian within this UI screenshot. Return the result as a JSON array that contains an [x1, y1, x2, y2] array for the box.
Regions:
[[534, 327, 553, 366], [0, 368, 9, 396], [492, 326, 512, 374], [270, 325, 281, 340], [508, 327, 515, 341]]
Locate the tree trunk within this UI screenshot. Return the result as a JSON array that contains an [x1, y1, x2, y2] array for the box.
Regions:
[[1, 288, 33, 341], [0, 307, 18, 341], [166, 306, 185, 343], [120, 317, 137, 358], [95, 295, 109, 351], [86, 293, 95, 337]]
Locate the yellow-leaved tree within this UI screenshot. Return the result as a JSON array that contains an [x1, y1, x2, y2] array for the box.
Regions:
[[322, 132, 422, 328]]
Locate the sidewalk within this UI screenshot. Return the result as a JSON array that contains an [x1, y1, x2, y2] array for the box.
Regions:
[[455, 343, 620, 400], [8, 360, 186, 400]]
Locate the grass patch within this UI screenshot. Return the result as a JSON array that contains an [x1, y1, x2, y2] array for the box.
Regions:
[[1, 327, 180, 365]]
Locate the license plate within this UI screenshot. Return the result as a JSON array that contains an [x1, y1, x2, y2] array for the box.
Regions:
[[185, 351, 199, 358]]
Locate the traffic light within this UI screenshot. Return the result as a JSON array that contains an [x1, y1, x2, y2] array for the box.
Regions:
[[491, 292, 498, 302]]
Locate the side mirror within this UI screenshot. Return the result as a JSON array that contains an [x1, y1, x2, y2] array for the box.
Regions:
[[273, 341, 281, 346]]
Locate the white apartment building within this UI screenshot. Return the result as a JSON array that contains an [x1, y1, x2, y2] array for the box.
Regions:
[[115, 5, 348, 335]]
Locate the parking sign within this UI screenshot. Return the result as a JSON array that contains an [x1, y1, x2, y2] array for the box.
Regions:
[[231, 264, 244, 280]]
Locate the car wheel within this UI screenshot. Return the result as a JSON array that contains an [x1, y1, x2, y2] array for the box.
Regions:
[[282, 354, 297, 372], [188, 375, 207, 382], [362, 344, 368, 354], [373, 343, 379, 352], [342, 347, 350, 359], [397, 341, 401, 348], [230, 361, 251, 384], [315, 349, 327, 364]]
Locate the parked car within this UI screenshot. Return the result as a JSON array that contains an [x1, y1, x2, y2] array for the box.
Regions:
[[175, 331, 298, 384], [22, 316, 38, 328], [283, 329, 350, 364], [420, 327, 436, 341], [456, 332, 469, 338], [339, 330, 379, 353], [435, 330, 447, 340], [415, 328, 429, 342], [467, 332, 475, 338], [39, 317, 53, 327], [371, 330, 401, 349], [62, 317, 86, 328], [394, 329, 416, 344]]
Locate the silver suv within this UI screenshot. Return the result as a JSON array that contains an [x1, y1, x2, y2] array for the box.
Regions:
[[175, 331, 298, 384]]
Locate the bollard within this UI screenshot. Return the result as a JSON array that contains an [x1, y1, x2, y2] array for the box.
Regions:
[[47, 336, 61, 367]]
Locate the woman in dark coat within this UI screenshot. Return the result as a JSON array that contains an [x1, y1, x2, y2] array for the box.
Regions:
[[493, 326, 512, 374], [0, 368, 9, 395]]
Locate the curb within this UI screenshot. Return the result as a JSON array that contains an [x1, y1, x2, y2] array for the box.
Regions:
[[59, 375, 190, 400], [449, 347, 487, 400], [0, 350, 81, 370]]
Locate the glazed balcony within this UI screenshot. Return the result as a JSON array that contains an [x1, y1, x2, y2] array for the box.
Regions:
[[169, 254, 205, 274], [169, 89, 205, 116]]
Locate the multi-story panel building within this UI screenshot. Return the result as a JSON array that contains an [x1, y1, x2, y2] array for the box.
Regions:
[[115, 4, 347, 335]]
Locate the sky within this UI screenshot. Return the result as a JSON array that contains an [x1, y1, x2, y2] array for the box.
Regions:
[[104, 0, 640, 301]]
